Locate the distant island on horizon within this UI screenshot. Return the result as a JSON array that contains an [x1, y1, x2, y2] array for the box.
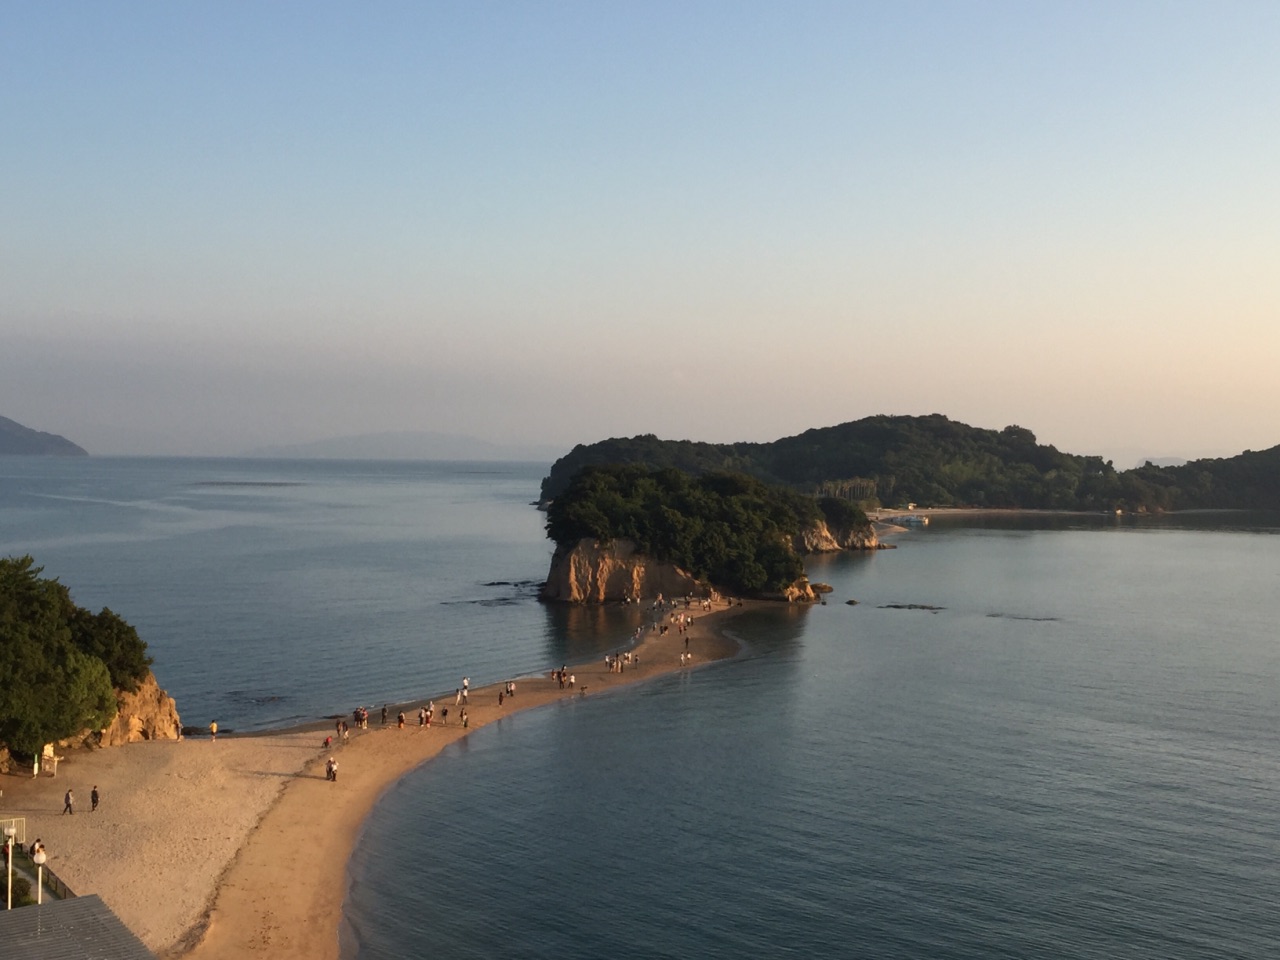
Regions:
[[0, 415, 88, 456]]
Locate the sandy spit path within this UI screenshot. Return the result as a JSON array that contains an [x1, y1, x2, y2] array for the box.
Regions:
[[1, 599, 752, 958]]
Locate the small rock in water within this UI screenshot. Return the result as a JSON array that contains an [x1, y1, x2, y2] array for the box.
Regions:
[[845, 599, 860, 606]]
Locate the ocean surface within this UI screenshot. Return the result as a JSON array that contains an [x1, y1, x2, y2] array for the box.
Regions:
[[0, 456, 634, 731], [2, 458, 1279, 958]]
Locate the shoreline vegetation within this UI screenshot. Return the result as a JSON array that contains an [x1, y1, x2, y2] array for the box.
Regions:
[[542, 464, 876, 601], [0, 596, 753, 958], [540, 414, 1280, 513]]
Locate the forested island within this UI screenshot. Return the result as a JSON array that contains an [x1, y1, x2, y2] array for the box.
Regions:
[[541, 414, 1280, 513], [0, 415, 88, 456], [542, 464, 876, 600]]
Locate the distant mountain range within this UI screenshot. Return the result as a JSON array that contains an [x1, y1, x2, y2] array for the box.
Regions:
[[244, 431, 564, 462], [0, 416, 88, 456], [540, 414, 1280, 513]]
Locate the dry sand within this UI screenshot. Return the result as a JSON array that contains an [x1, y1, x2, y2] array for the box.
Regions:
[[0, 600, 751, 958]]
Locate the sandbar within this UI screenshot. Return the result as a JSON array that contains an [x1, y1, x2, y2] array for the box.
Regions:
[[0, 599, 751, 958]]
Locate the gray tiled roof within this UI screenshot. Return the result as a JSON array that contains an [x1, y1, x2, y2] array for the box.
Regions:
[[0, 894, 155, 959]]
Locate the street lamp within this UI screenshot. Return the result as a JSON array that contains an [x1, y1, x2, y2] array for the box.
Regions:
[[32, 848, 46, 905], [3, 825, 15, 910]]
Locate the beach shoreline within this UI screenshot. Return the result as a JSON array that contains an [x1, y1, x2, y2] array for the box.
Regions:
[[0, 597, 757, 958]]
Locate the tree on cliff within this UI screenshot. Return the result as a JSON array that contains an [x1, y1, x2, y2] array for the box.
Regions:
[[0, 556, 151, 755], [545, 465, 864, 595], [69, 606, 153, 692]]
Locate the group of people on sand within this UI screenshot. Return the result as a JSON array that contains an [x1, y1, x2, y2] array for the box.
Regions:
[[313, 630, 718, 779], [58, 786, 102, 815], [385, 697, 465, 730], [604, 651, 637, 674]]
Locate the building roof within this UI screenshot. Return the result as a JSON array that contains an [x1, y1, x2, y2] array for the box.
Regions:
[[0, 894, 155, 960]]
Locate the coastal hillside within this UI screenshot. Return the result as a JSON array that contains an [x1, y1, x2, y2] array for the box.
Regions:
[[542, 464, 876, 600], [1123, 444, 1280, 511], [0, 415, 88, 455], [541, 415, 1280, 512], [0, 556, 178, 769]]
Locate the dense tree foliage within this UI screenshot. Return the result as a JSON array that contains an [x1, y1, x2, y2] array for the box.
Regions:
[[546, 465, 864, 595], [68, 606, 153, 693], [0, 557, 152, 755], [541, 415, 1280, 512]]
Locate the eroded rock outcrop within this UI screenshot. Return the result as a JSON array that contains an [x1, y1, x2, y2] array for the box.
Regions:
[[96, 671, 182, 747], [540, 538, 718, 604], [791, 519, 879, 554], [761, 578, 818, 603]]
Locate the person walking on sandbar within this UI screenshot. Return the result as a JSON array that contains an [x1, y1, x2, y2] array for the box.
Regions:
[[63, 789, 74, 815], [209, 720, 218, 741], [91, 785, 100, 812]]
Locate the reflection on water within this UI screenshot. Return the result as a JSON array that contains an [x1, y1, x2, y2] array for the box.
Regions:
[[349, 520, 1280, 960], [540, 601, 653, 667]]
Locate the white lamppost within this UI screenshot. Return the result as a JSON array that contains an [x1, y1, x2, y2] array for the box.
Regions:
[[3, 825, 15, 910], [32, 848, 46, 905]]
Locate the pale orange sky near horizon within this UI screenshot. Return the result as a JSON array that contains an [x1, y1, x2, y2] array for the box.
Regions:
[[3, 2, 1277, 467]]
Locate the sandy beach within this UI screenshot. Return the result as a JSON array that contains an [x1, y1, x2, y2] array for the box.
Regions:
[[0, 599, 749, 958]]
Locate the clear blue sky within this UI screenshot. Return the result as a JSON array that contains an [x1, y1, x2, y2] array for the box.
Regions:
[[3, 1, 1277, 463]]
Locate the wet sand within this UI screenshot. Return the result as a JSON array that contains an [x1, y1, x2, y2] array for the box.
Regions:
[[0, 600, 751, 958]]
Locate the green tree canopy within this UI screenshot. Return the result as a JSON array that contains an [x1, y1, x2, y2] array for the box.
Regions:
[[69, 606, 153, 692], [541, 414, 1280, 512], [0, 556, 146, 755], [545, 465, 857, 595]]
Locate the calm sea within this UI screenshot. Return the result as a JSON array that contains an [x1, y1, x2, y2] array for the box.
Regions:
[[0, 456, 636, 731], [2, 458, 1279, 957]]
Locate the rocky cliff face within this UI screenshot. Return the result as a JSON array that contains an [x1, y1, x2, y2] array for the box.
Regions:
[[760, 578, 818, 603], [0, 672, 181, 772], [96, 671, 182, 747], [542, 520, 878, 605], [540, 538, 718, 603], [791, 519, 879, 554]]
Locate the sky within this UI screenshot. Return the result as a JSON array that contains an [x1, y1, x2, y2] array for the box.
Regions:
[[3, 1, 1277, 465]]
